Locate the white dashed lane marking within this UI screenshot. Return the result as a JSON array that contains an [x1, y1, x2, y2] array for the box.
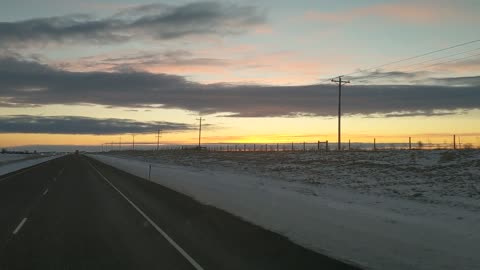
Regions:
[[12, 218, 27, 235]]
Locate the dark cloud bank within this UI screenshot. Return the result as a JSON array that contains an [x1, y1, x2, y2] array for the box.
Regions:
[[0, 1, 265, 47], [0, 115, 194, 135], [1, 56, 479, 118]]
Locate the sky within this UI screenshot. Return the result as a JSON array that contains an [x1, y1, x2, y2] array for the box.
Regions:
[[0, 0, 479, 150]]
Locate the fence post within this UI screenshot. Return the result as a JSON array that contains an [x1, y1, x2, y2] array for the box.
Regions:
[[348, 139, 351, 151], [291, 142, 294, 151], [148, 164, 152, 181], [453, 135, 456, 150], [326, 140, 329, 151], [317, 140, 320, 151], [409, 137, 412, 150], [374, 138, 377, 151]]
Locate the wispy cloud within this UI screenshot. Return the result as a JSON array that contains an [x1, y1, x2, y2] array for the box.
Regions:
[[55, 50, 229, 73], [53, 49, 328, 85], [1, 56, 479, 118], [0, 1, 265, 48], [0, 115, 194, 135], [304, 3, 470, 24]]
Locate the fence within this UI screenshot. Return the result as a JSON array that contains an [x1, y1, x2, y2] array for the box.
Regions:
[[102, 135, 480, 153]]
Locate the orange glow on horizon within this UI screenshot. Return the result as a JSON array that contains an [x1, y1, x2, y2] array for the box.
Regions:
[[2, 132, 480, 148]]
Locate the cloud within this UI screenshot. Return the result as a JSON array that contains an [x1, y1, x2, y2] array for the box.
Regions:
[[0, 1, 265, 47], [0, 115, 194, 135], [362, 110, 466, 118], [53, 48, 328, 85], [347, 70, 430, 84], [347, 68, 480, 86], [56, 50, 229, 73], [304, 3, 473, 24], [1, 56, 480, 118]]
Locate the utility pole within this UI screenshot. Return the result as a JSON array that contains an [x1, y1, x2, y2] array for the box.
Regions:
[[119, 137, 122, 150], [156, 129, 162, 151], [132, 134, 136, 150], [197, 117, 204, 148], [331, 76, 350, 151]]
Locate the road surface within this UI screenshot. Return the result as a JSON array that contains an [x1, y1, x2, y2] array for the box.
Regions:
[[0, 154, 360, 269]]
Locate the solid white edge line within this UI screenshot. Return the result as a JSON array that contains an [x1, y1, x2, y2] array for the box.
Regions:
[[43, 188, 49, 196], [88, 161, 204, 270], [13, 218, 27, 235]]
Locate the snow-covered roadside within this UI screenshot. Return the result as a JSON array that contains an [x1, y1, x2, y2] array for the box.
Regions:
[[0, 153, 40, 165], [88, 154, 480, 270], [0, 154, 64, 178]]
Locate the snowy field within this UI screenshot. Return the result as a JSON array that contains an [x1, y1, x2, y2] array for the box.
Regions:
[[107, 150, 480, 211], [90, 150, 480, 270], [0, 153, 63, 177], [0, 153, 39, 165]]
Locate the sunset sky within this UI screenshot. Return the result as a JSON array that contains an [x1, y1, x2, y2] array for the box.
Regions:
[[1, 0, 479, 149]]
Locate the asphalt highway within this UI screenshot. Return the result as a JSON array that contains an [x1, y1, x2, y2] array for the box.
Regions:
[[0, 154, 360, 269]]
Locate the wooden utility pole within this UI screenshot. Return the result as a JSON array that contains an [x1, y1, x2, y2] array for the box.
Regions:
[[196, 117, 204, 148], [331, 76, 350, 151], [156, 129, 162, 151], [409, 137, 412, 150], [132, 134, 136, 150], [453, 134, 456, 150]]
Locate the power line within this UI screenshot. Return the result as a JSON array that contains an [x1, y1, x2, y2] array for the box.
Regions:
[[341, 39, 480, 78], [353, 47, 480, 82], [352, 48, 480, 82], [398, 47, 480, 70], [356, 52, 480, 83], [318, 39, 480, 83]]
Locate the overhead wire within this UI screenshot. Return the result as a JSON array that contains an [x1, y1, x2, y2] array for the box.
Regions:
[[341, 39, 480, 78], [318, 39, 480, 83], [354, 52, 480, 83]]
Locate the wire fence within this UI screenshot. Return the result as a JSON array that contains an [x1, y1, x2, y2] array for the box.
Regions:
[[101, 135, 480, 152]]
